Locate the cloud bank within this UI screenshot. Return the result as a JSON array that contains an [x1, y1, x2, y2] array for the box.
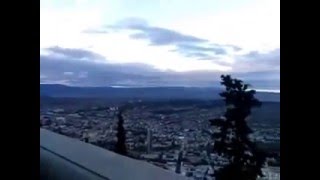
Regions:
[[40, 46, 279, 89]]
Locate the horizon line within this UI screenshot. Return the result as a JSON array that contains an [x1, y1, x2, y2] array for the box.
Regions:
[[40, 83, 280, 93]]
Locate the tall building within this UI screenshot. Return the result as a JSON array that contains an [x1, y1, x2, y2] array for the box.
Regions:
[[146, 128, 152, 154], [175, 151, 183, 174], [181, 137, 187, 151], [206, 141, 211, 157]]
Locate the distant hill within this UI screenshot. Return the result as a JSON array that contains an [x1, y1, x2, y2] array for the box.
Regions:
[[40, 84, 280, 102], [251, 102, 280, 127]]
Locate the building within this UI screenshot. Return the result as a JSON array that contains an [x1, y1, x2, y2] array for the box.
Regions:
[[259, 166, 280, 180], [175, 151, 183, 174], [146, 128, 152, 154]]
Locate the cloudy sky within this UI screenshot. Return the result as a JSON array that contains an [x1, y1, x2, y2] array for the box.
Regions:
[[40, 0, 280, 90]]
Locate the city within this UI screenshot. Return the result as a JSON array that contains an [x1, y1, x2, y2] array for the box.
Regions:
[[40, 99, 280, 179], [40, 0, 280, 179]]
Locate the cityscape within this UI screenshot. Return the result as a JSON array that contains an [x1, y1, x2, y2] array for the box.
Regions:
[[40, 0, 280, 179], [40, 99, 280, 179]]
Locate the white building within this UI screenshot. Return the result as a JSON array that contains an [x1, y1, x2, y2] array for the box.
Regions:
[[259, 167, 280, 180]]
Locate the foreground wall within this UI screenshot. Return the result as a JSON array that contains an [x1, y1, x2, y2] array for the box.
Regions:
[[40, 128, 188, 180]]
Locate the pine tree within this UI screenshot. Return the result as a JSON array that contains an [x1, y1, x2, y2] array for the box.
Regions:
[[210, 75, 266, 180], [115, 109, 128, 156]]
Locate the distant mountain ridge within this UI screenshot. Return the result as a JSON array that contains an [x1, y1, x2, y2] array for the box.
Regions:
[[40, 84, 280, 102]]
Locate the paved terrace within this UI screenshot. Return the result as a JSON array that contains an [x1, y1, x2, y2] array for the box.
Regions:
[[40, 128, 189, 180]]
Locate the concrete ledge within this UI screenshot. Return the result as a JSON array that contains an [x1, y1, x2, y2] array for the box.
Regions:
[[40, 128, 188, 180]]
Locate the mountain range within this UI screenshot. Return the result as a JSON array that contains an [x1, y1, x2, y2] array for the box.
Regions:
[[40, 84, 280, 102]]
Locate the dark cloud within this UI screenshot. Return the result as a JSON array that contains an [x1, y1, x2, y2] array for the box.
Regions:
[[176, 44, 227, 55], [40, 49, 166, 87], [109, 17, 207, 46], [227, 45, 242, 51], [100, 18, 241, 65], [128, 27, 207, 46], [41, 47, 279, 89], [234, 70, 280, 90], [168, 44, 233, 67], [113, 17, 149, 29], [46, 46, 105, 61], [210, 44, 242, 52], [234, 48, 280, 72], [245, 48, 280, 67], [184, 52, 214, 59], [172, 44, 228, 63], [40, 51, 209, 87]]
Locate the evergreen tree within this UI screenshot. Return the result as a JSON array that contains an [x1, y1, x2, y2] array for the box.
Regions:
[[210, 75, 266, 180], [115, 109, 128, 156]]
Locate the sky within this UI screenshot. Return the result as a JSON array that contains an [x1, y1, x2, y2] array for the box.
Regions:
[[40, 0, 280, 90]]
